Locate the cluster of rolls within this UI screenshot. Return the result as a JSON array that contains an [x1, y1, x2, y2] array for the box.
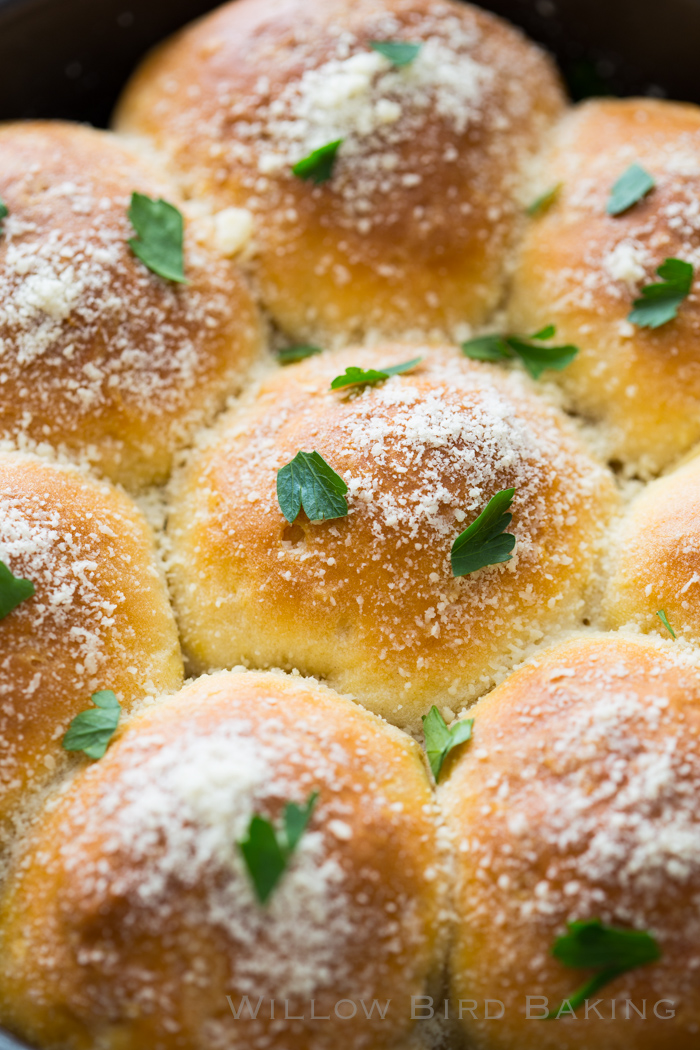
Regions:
[[0, 0, 699, 1049]]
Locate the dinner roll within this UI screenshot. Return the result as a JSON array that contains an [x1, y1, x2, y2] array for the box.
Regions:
[[0, 120, 262, 489], [0, 451, 182, 838], [509, 98, 700, 476], [440, 636, 700, 1050], [604, 451, 700, 642], [115, 0, 565, 344], [167, 346, 617, 729], [0, 670, 445, 1050]]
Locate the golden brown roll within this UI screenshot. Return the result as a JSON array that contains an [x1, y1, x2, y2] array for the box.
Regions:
[[0, 669, 445, 1050], [509, 98, 700, 476], [166, 345, 618, 730], [440, 634, 700, 1045], [440, 635, 700, 1050], [0, 450, 182, 837], [604, 451, 700, 642], [0, 120, 262, 489], [115, 0, 565, 344]]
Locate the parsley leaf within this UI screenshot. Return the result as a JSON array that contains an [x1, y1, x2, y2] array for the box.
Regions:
[[369, 40, 422, 66], [238, 791, 319, 904], [0, 560, 35, 620], [283, 791, 319, 851], [607, 163, 655, 216], [656, 609, 676, 639], [527, 183, 562, 217], [459, 335, 513, 364], [0, 198, 8, 233], [422, 706, 473, 781], [451, 488, 516, 577], [330, 356, 422, 389], [506, 332, 579, 380], [628, 257, 693, 329], [128, 193, 187, 283], [292, 139, 343, 184], [461, 327, 578, 380], [62, 690, 121, 760], [278, 344, 323, 365], [549, 920, 661, 1017], [277, 451, 348, 523]]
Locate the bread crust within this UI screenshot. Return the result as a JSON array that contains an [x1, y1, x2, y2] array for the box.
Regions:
[[115, 0, 565, 343], [604, 451, 700, 640], [0, 451, 182, 836], [509, 98, 700, 476], [0, 120, 262, 489], [167, 345, 618, 729], [440, 636, 700, 1049], [0, 669, 445, 1050]]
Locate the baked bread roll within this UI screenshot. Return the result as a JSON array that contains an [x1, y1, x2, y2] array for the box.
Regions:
[[440, 636, 700, 1050], [509, 98, 700, 476], [0, 451, 182, 840], [0, 670, 445, 1050], [114, 0, 565, 344], [0, 120, 262, 489], [604, 451, 700, 642], [167, 346, 618, 729]]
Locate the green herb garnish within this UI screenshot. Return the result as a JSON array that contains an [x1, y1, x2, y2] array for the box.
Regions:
[[292, 140, 343, 184], [656, 609, 676, 639], [62, 690, 121, 760], [128, 192, 187, 283], [527, 183, 562, 217], [369, 40, 422, 67], [451, 488, 516, 577], [330, 356, 422, 389], [422, 706, 473, 782], [0, 560, 34, 620], [278, 345, 323, 365], [548, 920, 661, 1017], [461, 327, 578, 380], [607, 163, 655, 216], [277, 451, 348, 523], [0, 199, 8, 233], [238, 791, 319, 904], [628, 258, 693, 329]]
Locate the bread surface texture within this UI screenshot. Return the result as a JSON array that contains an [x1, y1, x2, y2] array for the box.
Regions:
[[0, 120, 262, 489], [440, 635, 700, 1049], [0, 451, 183, 837], [509, 98, 700, 476], [0, 669, 445, 1050], [115, 0, 565, 344], [167, 345, 618, 729]]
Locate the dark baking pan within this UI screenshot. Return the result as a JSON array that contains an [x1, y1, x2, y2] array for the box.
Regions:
[[0, 0, 697, 1048], [0, 0, 699, 126]]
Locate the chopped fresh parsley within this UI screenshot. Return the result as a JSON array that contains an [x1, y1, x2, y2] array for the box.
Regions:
[[451, 488, 516, 577], [292, 139, 343, 184], [422, 706, 473, 782], [461, 327, 578, 380], [607, 163, 655, 216], [277, 451, 348, 523], [128, 192, 187, 283], [238, 791, 319, 904], [330, 356, 422, 389], [628, 257, 693, 329], [0, 198, 8, 233], [0, 560, 35, 620], [548, 920, 661, 1017], [656, 609, 676, 639], [62, 690, 121, 760], [369, 40, 422, 67], [527, 183, 562, 217], [278, 344, 323, 365]]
